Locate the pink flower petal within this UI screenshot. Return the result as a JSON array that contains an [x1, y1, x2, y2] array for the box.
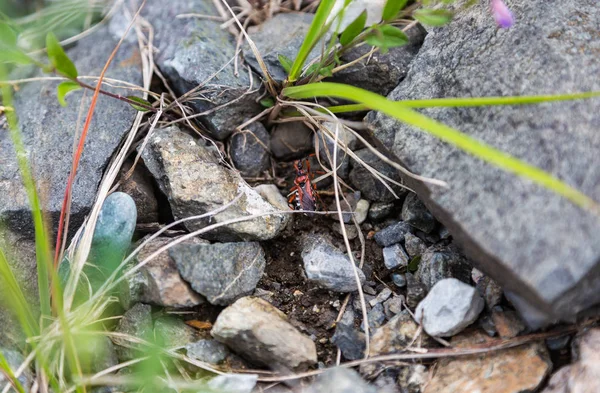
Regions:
[[491, 0, 514, 28]]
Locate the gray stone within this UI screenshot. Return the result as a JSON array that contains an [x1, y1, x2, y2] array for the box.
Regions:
[[331, 320, 365, 361], [354, 200, 370, 225], [87, 192, 137, 290], [404, 233, 427, 257], [545, 335, 570, 351], [230, 122, 270, 177], [398, 365, 429, 393], [373, 221, 413, 247], [370, 288, 393, 307], [141, 127, 287, 241], [476, 275, 504, 310], [328, 192, 361, 224], [406, 273, 427, 308], [208, 374, 258, 393], [369, 311, 435, 357], [391, 273, 407, 288], [306, 368, 377, 393], [315, 122, 359, 180], [368, 202, 396, 222], [366, 0, 600, 324], [0, 23, 141, 239], [401, 193, 436, 234], [332, 222, 359, 240], [244, 12, 328, 83], [114, 303, 153, 361], [128, 237, 204, 309], [302, 236, 365, 292], [118, 160, 159, 224], [154, 316, 199, 349], [383, 243, 410, 270], [0, 348, 33, 390], [416, 244, 472, 291], [415, 278, 484, 337], [367, 303, 386, 329], [383, 295, 404, 319], [186, 339, 230, 364], [170, 242, 265, 306], [253, 184, 291, 216], [138, 0, 261, 139], [211, 297, 317, 370], [270, 121, 314, 161], [330, 24, 427, 97], [349, 149, 407, 203]]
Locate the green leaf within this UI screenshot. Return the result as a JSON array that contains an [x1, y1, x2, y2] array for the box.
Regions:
[[46, 32, 78, 79], [283, 82, 600, 213], [277, 54, 293, 74], [56, 81, 81, 107], [0, 22, 17, 48], [319, 64, 335, 77], [303, 62, 321, 77], [382, 0, 408, 22], [260, 97, 275, 108], [407, 256, 421, 273], [413, 9, 454, 26], [288, 0, 336, 81], [126, 96, 152, 112], [0, 49, 32, 65], [340, 10, 367, 46], [365, 25, 409, 53]]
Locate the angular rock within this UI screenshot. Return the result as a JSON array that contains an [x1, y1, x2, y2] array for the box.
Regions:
[[542, 329, 600, 393], [113, 303, 153, 361], [127, 236, 204, 309], [370, 288, 393, 307], [404, 232, 427, 257], [141, 127, 287, 241], [366, 0, 600, 324], [416, 244, 472, 291], [491, 308, 526, 339], [331, 317, 365, 360], [270, 121, 314, 161], [306, 368, 377, 393], [302, 236, 365, 292], [138, 0, 261, 139], [383, 295, 404, 319], [118, 160, 159, 224], [370, 311, 435, 357], [330, 24, 427, 96], [154, 316, 199, 348], [230, 122, 270, 177], [244, 13, 328, 83], [415, 278, 484, 337], [349, 149, 407, 203], [476, 275, 504, 310], [0, 22, 141, 238], [406, 273, 427, 308], [367, 303, 386, 329], [170, 242, 265, 306], [368, 202, 396, 222], [373, 221, 413, 247], [208, 374, 257, 393], [0, 348, 33, 390], [315, 122, 359, 180], [186, 339, 230, 364], [401, 193, 436, 234], [425, 330, 551, 393], [328, 192, 361, 224], [383, 243, 409, 270], [211, 297, 317, 370]]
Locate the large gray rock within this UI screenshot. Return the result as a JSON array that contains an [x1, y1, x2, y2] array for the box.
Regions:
[[170, 242, 265, 305], [140, 127, 288, 241], [0, 23, 141, 238], [366, 0, 600, 324], [415, 278, 484, 337], [301, 235, 365, 292], [138, 0, 261, 140], [113, 303, 153, 361], [211, 297, 317, 370]]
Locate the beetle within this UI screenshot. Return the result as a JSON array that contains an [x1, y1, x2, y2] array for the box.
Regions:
[[288, 158, 319, 212]]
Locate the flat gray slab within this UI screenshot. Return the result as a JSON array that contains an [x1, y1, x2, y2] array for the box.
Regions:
[[367, 0, 600, 324], [0, 23, 141, 238]]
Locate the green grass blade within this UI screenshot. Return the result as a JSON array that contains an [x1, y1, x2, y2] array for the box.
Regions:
[[283, 82, 600, 212], [287, 0, 336, 82], [0, 351, 25, 393], [0, 65, 53, 325]]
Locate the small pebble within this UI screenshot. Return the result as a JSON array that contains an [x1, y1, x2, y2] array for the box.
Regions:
[[354, 199, 370, 224], [382, 243, 410, 270], [391, 273, 407, 288], [369, 288, 393, 307]]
